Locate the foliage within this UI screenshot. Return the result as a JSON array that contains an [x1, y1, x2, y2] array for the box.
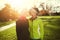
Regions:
[[0, 4, 19, 22]]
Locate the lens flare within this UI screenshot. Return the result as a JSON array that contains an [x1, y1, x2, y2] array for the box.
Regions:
[[6, 0, 35, 13]]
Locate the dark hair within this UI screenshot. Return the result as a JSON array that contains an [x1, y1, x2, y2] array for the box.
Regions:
[[29, 7, 39, 15], [33, 8, 39, 13]]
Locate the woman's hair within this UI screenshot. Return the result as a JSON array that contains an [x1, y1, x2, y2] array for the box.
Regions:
[[29, 7, 39, 16], [33, 8, 39, 13]]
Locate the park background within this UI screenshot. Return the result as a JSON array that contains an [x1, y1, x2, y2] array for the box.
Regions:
[[0, 0, 60, 40]]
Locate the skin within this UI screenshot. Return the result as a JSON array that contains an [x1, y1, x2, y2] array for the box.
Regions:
[[29, 7, 38, 20]]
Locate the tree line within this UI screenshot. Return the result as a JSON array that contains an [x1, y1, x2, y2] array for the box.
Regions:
[[0, 4, 19, 22]]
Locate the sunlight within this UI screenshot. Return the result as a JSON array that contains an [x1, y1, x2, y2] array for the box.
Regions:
[[0, 0, 60, 13], [6, 0, 35, 12]]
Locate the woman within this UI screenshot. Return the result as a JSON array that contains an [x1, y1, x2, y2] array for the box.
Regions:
[[29, 7, 44, 40]]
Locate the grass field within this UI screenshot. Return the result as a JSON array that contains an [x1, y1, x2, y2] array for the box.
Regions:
[[0, 21, 15, 27], [41, 17, 60, 40], [0, 20, 17, 40], [0, 16, 60, 40], [0, 26, 17, 40]]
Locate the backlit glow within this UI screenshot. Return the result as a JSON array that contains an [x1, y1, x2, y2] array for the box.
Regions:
[[0, 0, 60, 12], [6, 0, 35, 12]]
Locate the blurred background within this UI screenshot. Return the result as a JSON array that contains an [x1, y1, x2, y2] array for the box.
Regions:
[[0, 0, 60, 40]]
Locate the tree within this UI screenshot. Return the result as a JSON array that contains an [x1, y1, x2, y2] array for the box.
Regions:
[[0, 4, 19, 22]]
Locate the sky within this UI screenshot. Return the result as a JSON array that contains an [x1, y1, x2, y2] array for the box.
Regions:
[[0, 0, 60, 12], [0, 0, 35, 10]]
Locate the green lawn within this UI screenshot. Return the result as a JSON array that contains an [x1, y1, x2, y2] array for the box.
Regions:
[[0, 16, 60, 40], [41, 17, 60, 40], [0, 21, 15, 27], [0, 26, 17, 40]]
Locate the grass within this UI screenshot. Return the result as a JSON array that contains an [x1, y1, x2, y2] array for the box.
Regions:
[[41, 18, 60, 40], [0, 21, 15, 27], [0, 16, 60, 40], [38, 16, 60, 18], [0, 26, 17, 40]]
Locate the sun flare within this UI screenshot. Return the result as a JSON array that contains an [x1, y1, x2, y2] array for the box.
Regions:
[[6, 0, 35, 12], [0, 0, 60, 13]]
